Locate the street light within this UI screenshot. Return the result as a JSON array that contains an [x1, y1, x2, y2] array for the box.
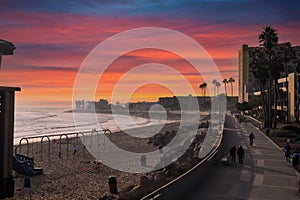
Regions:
[[0, 39, 16, 68]]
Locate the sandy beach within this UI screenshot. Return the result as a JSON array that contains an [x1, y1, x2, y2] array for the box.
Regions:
[[10, 114, 209, 200]]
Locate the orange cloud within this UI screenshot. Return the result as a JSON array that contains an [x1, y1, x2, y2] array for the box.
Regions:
[[2, 10, 300, 107]]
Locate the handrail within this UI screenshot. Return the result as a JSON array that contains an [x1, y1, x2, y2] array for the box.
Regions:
[[41, 136, 50, 161], [17, 128, 111, 159], [59, 134, 69, 158], [18, 138, 29, 156]]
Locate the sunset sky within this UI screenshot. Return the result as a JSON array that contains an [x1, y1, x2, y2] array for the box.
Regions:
[[1, 0, 300, 108]]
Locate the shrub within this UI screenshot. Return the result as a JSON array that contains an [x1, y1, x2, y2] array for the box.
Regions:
[[280, 125, 300, 133], [270, 130, 298, 138]]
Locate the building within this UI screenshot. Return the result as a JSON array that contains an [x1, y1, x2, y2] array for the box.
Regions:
[[75, 100, 85, 110], [238, 44, 300, 122], [277, 72, 300, 122], [238, 44, 300, 103], [159, 95, 237, 111], [86, 101, 96, 110], [129, 101, 157, 111], [95, 99, 110, 110]]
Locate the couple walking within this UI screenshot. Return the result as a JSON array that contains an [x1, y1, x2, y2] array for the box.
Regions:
[[230, 145, 245, 164]]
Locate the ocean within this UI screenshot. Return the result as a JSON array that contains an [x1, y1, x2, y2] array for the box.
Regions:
[[14, 107, 152, 144]]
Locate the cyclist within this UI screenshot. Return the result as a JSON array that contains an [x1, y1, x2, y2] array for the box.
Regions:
[[249, 132, 255, 146]]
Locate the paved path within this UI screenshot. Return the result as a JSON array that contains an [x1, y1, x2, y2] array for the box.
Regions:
[[158, 114, 300, 200]]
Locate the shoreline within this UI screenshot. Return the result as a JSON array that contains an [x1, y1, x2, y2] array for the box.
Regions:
[[11, 114, 210, 199]]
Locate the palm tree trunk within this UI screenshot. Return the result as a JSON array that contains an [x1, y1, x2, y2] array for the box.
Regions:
[[274, 79, 278, 128], [296, 72, 299, 123], [277, 83, 284, 121], [231, 83, 233, 97], [260, 86, 268, 128], [286, 73, 289, 123], [268, 78, 272, 128], [214, 86, 216, 96]]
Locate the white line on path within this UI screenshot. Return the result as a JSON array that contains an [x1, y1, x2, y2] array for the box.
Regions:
[[253, 174, 264, 186]]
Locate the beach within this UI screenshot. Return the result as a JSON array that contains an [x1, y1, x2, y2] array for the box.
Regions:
[[10, 113, 209, 200]]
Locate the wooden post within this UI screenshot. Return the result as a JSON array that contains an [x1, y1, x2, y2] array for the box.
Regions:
[[0, 86, 20, 199]]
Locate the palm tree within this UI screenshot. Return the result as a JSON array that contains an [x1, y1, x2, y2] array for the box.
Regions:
[[202, 82, 207, 97], [259, 26, 278, 127], [223, 78, 228, 96], [259, 26, 278, 54], [215, 81, 221, 95], [252, 48, 269, 127], [199, 83, 204, 96], [212, 79, 217, 96], [199, 82, 208, 97], [228, 77, 235, 97]]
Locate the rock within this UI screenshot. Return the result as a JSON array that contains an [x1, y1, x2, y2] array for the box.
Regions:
[[122, 185, 135, 193], [98, 195, 117, 200], [178, 163, 190, 173], [153, 172, 167, 181], [139, 175, 153, 186]]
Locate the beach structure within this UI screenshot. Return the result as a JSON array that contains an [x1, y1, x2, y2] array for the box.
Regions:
[[0, 38, 19, 199], [0, 86, 20, 199]]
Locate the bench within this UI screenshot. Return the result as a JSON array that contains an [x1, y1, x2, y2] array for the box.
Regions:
[[16, 154, 34, 166], [15, 154, 43, 175]]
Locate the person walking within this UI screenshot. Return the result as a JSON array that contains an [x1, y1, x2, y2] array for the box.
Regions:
[[230, 145, 236, 163], [249, 132, 255, 146], [284, 142, 291, 162], [237, 145, 245, 164], [73, 145, 79, 156]]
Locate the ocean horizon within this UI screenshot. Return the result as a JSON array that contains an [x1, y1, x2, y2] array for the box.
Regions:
[[14, 107, 154, 144]]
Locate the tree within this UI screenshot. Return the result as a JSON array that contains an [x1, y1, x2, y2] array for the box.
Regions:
[[223, 78, 228, 96], [259, 26, 278, 128], [212, 79, 217, 96], [280, 42, 296, 123], [259, 26, 278, 54], [252, 47, 269, 128], [236, 101, 251, 112], [199, 83, 205, 96], [215, 81, 221, 95], [203, 82, 207, 97], [228, 77, 235, 97]]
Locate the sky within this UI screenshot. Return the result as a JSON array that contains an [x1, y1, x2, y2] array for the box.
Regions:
[[1, 0, 300, 108]]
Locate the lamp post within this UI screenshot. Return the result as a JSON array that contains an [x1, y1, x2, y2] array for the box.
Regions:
[[0, 39, 16, 69]]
